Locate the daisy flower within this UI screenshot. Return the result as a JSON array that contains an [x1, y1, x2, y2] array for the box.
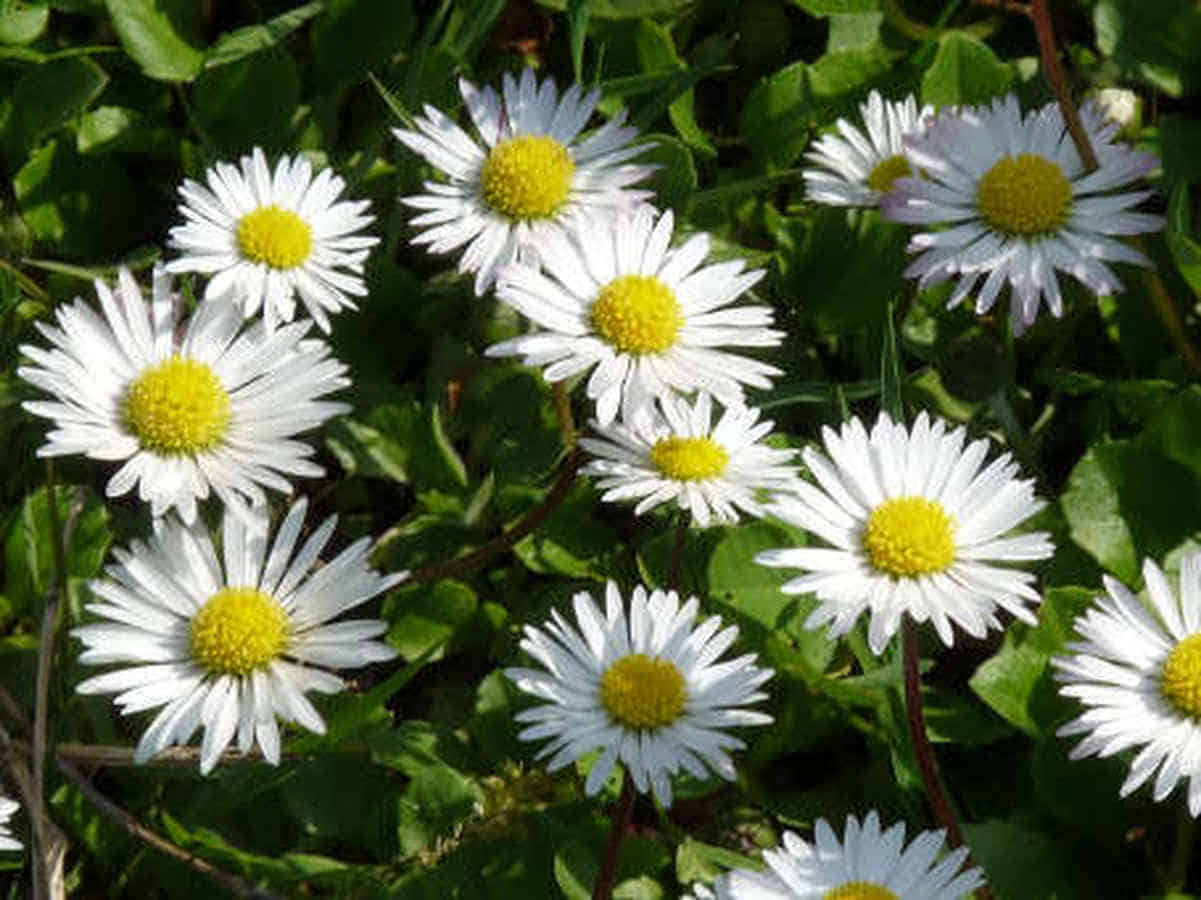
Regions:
[[504, 581, 772, 807], [714, 811, 986, 899], [73, 498, 405, 774], [579, 391, 798, 527], [19, 266, 349, 523], [755, 411, 1053, 654], [167, 147, 378, 333], [803, 90, 933, 208], [0, 796, 20, 852], [1053, 552, 1201, 815], [880, 93, 1162, 333], [394, 65, 656, 294], [486, 204, 783, 425]]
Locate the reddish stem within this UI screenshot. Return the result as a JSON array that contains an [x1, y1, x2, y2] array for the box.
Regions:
[[592, 769, 636, 900], [1029, 0, 1098, 172]]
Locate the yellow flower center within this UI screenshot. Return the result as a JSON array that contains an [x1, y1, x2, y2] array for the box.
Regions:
[[862, 497, 955, 578], [975, 153, 1072, 235], [824, 883, 899, 900], [236, 205, 313, 269], [649, 436, 729, 481], [190, 587, 289, 676], [866, 154, 912, 193], [591, 275, 683, 355], [1161, 634, 1201, 718], [480, 135, 575, 220], [124, 355, 231, 455], [600, 653, 687, 730]]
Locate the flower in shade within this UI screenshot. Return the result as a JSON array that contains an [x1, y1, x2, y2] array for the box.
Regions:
[[880, 93, 1162, 333], [486, 204, 783, 425], [504, 581, 772, 807], [73, 498, 405, 774], [393, 66, 655, 294], [755, 411, 1053, 654], [1053, 552, 1201, 815], [18, 267, 349, 523], [167, 147, 378, 333], [711, 811, 986, 899], [580, 392, 798, 527], [0, 796, 20, 852], [803, 90, 933, 208]]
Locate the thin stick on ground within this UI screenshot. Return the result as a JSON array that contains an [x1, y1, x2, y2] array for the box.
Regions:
[[591, 768, 636, 900]]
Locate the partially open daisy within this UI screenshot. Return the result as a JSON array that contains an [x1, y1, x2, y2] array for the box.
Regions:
[[880, 94, 1162, 332], [504, 581, 772, 807], [167, 147, 378, 333], [715, 811, 986, 899], [755, 411, 1053, 654], [1053, 553, 1201, 815], [74, 498, 404, 774], [580, 392, 798, 527], [0, 796, 20, 852], [394, 66, 656, 294], [486, 204, 783, 425], [804, 90, 933, 208], [19, 267, 349, 523]]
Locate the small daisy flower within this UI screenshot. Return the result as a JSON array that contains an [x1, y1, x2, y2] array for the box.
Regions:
[[1053, 552, 1201, 815], [505, 581, 772, 807], [803, 90, 933, 208], [579, 392, 798, 527], [74, 498, 405, 774], [167, 147, 378, 333], [486, 204, 783, 425], [880, 93, 1162, 333], [0, 796, 20, 852], [394, 66, 656, 294], [714, 811, 986, 899], [755, 412, 1053, 654], [19, 267, 349, 523]]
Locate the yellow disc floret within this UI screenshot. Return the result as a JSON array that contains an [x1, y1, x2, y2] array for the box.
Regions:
[[862, 496, 955, 578], [189, 587, 289, 676], [650, 436, 729, 481], [866, 154, 912, 193], [236, 205, 313, 269], [824, 882, 899, 900], [975, 153, 1072, 235], [480, 135, 575, 220], [600, 653, 687, 730], [124, 355, 231, 455], [1162, 633, 1201, 718], [591, 275, 683, 355]]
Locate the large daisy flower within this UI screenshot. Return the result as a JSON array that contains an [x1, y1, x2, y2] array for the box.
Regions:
[[394, 66, 655, 294], [579, 392, 798, 527], [0, 796, 20, 852], [755, 412, 1053, 654], [804, 90, 933, 208], [504, 581, 772, 807], [714, 811, 986, 899], [485, 204, 783, 425], [167, 147, 378, 333], [1053, 553, 1201, 815], [880, 93, 1162, 333], [73, 498, 404, 774], [19, 267, 349, 523]]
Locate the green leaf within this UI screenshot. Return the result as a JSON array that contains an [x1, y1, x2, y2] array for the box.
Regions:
[[0, 2, 49, 45], [311, 0, 416, 88], [1094, 0, 1201, 97], [1, 55, 108, 166], [325, 417, 409, 482], [806, 46, 891, 99], [192, 47, 300, 151], [633, 21, 717, 157], [879, 299, 902, 419], [105, 0, 204, 82], [920, 32, 1012, 106], [511, 482, 617, 578], [567, 0, 589, 82], [641, 133, 695, 212], [75, 106, 140, 154], [1166, 183, 1201, 301], [787, 0, 878, 14], [536, 0, 694, 19], [386, 579, 478, 660], [205, 1, 325, 68], [741, 61, 808, 169]]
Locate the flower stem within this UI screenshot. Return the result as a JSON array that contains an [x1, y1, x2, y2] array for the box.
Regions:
[[1166, 804, 1196, 892], [1029, 0, 1098, 173], [669, 510, 689, 593], [592, 768, 636, 900]]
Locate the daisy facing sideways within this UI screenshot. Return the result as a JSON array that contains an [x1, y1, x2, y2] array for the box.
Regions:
[[755, 411, 1053, 654], [486, 204, 783, 425], [505, 581, 772, 807], [394, 65, 655, 294], [167, 147, 378, 333], [580, 391, 798, 527], [1053, 552, 1201, 815], [19, 267, 349, 523], [803, 90, 933, 208], [0, 796, 20, 852], [74, 498, 405, 774], [880, 93, 1162, 333]]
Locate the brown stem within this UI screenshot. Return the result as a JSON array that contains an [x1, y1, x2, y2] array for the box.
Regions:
[[668, 511, 689, 593], [1029, 0, 1098, 172], [56, 755, 284, 900], [552, 382, 577, 449], [54, 743, 299, 768], [1135, 235, 1201, 380], [591, 768, 636, 900]]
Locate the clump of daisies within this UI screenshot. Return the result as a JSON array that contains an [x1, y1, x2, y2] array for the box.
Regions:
[[504, 581, 772, 807], [394, 66, 656, 294]]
